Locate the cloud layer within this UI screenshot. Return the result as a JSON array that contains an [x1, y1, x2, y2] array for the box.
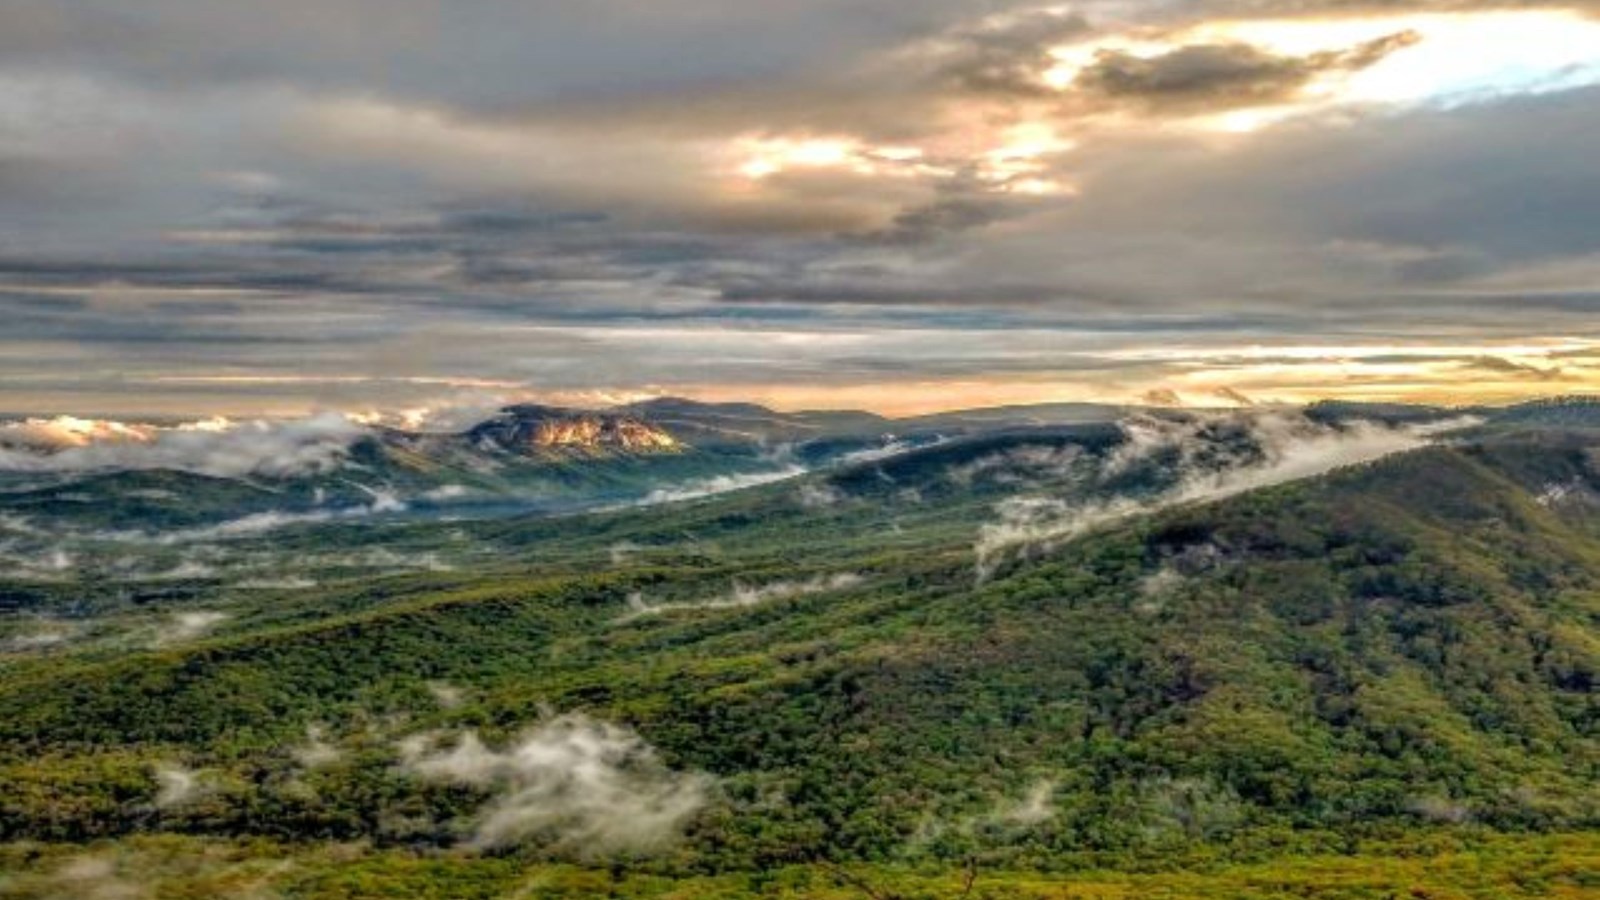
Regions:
[[0, 414, 366, 476], [399, 714, 711, 854], [3, 2, 1600, 413], [974, 411, 1477, 578]]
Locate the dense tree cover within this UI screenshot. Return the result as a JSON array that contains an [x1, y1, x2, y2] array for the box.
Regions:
[[0, 431, 1597, 892], [0, 832, 1595, 898]]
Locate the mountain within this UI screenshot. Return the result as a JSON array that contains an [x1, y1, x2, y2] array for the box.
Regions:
[[1303, 398, 1456, 426], [0, 406, 1595, 896], [618, 397, 891, 446], [0, 401, 771, 533], [465, 404, 681, 453], [0, 397, 951, 537], [896, 400, 1128, 430], [1475, 395, 1600, 431]]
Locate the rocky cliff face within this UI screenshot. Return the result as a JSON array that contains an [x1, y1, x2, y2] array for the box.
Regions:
[[469, 405, 680, 454]]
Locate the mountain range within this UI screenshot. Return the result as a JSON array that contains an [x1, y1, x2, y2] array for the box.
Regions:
[[0, 396, 1597, 897]]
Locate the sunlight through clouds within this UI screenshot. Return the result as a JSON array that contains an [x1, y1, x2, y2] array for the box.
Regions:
[[1, 1, 1598, 414], [1042, 8, 1600, 132]]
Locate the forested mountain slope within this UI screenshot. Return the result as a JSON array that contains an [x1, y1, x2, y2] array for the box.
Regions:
[[1, 428, 1595, 896]]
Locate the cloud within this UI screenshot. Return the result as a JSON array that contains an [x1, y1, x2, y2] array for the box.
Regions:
[[292, 725, 341, 769], [151, 611, 228, 646], [949, 443, 1086, 487], [622, 572, 864, 619], [47, 855, 142, 900], [3, 4, 1600, 414], [929, 8, 1091, 97], [995, 779, 1056, 826], [3, 619, 82, 652], [153, 763, 205, 808], [974, 411, 1479, 579], [1072, 31, 1419, 111], [398, 713, 711, 854], [1460, 355, 1565, 380], [0, 545, 75, 581], [1408, 793, 1472, 824], [421, 484, 471, 501], [641, 464, 808, 505], [107, 489, 407, 544], [236, 576, 318, 590], [796, 482, 848, 508], [129, 560, 218, 582], [0, 413, 368, 477], [833, 437, 927, 466], [1212, 386, 1256, 406], [426, 681, 465, 709], [607, 540, 643, 565]]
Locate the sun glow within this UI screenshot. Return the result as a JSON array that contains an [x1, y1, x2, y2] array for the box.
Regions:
[[979, 122, 1076, 192], [729, 124, 1077, 195], [732, 136, 926, 180], [1042, 9, 1600, 132]]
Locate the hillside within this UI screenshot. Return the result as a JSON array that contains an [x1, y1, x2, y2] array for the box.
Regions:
[[0, 415, 1595, 896]]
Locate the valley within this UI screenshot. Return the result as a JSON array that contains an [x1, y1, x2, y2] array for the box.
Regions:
[[0, 398, 1596, 898]]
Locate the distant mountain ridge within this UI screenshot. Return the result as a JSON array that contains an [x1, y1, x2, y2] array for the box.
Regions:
[[1, 394, 1597, 536], [466, 404, 680, 453], [1, 408, 1595, 881]]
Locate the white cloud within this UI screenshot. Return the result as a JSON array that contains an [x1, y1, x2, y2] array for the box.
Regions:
[[398, 713, 711, 854], [293, 725, 341, 769], [975, 412, 1479, 579], [48, 855, 141, 900], [996, 779, 1056, 826], [0, 413, 368, 478], [608, 540, 642, 565], [236, 576, 318, 590], [622, 572, 864, 619], [426, 681, 465, 709], [109, 490, 408, 544], [153, 764, 205, 808], [421, 484, 471, 501], [796, 481, 847, 508], [641, 465, 807, 505], [151, 610, 228, 646]]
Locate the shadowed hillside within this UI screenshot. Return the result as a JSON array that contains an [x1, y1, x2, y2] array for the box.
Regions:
[[0, 421, 1594, 899]]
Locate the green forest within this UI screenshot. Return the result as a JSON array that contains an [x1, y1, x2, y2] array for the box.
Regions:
[[1, 417, 1597, 898]]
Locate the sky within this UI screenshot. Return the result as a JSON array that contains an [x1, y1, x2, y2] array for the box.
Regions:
[[2, 0, 1600, 420]]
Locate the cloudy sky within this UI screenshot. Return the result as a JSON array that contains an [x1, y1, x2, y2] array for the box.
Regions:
[[3, 0, 1599, 418]]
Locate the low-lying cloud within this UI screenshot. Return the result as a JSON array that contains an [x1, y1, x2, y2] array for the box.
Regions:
[[292, 725, 341, 770], [0, 545, 75, 581], [641, 465, 807, 505], [995, 779, 1056, 827], [112, 488, 407, 544], [236, 576, 318, 590], [623, 572, 864, 619], [2, 618, 82, 652], [0, 413, 368, 478], [975, 412, 1479, 579], [151, 610, 228, 646], [796, 481, 848, 508], [398, 713, 711, 854], [153, 763, 205, 809]]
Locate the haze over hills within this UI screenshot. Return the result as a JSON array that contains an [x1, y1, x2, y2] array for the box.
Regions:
[[0, 395, 1589, 596], [0, 394, 1596, 896], [8, 0, 1600, 894]]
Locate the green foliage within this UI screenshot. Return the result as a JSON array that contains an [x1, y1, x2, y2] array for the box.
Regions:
[[0, 430, 1597, 888]]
